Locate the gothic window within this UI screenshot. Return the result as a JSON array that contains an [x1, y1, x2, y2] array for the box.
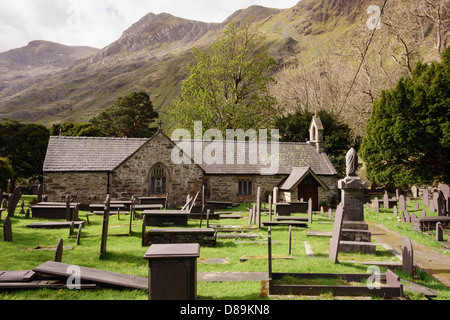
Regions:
[[150, 164, 167, 195]]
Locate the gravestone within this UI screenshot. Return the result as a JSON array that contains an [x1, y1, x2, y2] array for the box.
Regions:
[[365, 203, 370, 210], [402, 237, 414, 276], [393, 205, 398, 217], [37, 184, 43, 203], [248, 209, 253, 225], [320, 206, 324, 216], [405, 210, 411, 223], [329, 203, 344, 263], [100, 195, 111, 260], [1, 198, 7, 209], [25, 208, 30, 219], [55, 239, 63, 262], [76, 224, 82, 245], [399, 195, 406, 211], [268, 195, 272, 221], [436, 222, 444, 242], [423, 188, 429, 206], [396, 189, 400, 200], [383, 192, 389, 209], [7, 187, 21, 217], [436, 191, 446, 216], [256, 186, 261, 228], [308, 198, 312, 224], [3, 216, 12, 242], [411, 186, 419, 198], [401, 212, 406, 223], [442, 184, 450, 212], [328, 208, 333, 219], [415, 201, 420, 210], [421, 209, 426, 218], [406, 196, 411, 203], [429, 203, 435, 212], [373, 197, 379, 213]]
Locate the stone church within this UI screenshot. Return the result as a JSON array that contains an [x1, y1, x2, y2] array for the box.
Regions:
[[43, 115, 338, 209]]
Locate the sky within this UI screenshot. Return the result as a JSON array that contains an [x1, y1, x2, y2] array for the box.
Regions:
[[0, 0, 301, 53]]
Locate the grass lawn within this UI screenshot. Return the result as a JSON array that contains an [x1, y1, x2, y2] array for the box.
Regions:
[[0, 195, 448, 300]]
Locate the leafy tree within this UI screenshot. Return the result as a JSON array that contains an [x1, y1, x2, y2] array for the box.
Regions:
[[360, 46, 450, 187], [275, 110, 358, 178], [50, 122, 105, 137], [91, 91, 159, 138], [0, 157, 14, 190], [170, 19, 277, 133], [0, 119, 49, 179]]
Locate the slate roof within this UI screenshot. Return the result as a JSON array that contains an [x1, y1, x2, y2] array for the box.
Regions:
[[44, 135, 337, 176], [43, 136, 148, 172], [278, 167, 330, 191]]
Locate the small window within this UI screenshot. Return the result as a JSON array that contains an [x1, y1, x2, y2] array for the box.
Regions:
[[150, 164, 167, 195], [238, 179, 253, 196]]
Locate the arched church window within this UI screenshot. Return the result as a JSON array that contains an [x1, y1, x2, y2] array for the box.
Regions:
[[150, 164, 167, 195]]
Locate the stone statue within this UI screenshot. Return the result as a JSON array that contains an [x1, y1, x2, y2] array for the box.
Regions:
[[346, 148, 358, 177]]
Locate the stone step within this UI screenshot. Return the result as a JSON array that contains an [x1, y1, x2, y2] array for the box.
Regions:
[[338, 241, 378, 254], [341, 229, 372, 242], [342, 221, 369, 230]]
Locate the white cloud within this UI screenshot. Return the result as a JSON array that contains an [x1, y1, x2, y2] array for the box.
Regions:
[[0, 0, 300, 52]]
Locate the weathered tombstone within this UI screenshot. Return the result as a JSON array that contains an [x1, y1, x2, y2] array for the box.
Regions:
[[393, 205, 398, 217], [396, 189, 400, 200], [411, 186, 418, 198], [429, 203, 435, 212], [65, 195, 71, 221], [273, 187, 278, 215], [405, 210, 411, 223], [268, 195, 272, 221], [25, 208, 30, 219], [401, 212, 406, 223], [329, 203, 344, 263], [402, 237, 414, 276], [7, 187, 21, 217], [76, 224, 82, 245], [20, 201, 25, 214], [423, 188, 429, 206], [69, 221, 75, 236], [248, 209, 253, 225], [37, 184, 43, 203], [410, 212, 417, 222], [3, 216, 12, 242], [328, 208, 333, 219], [436, 222, 444, 242], [252, 203, 256, 224], [432, 192, 439, 208], [55, 238, 63, 262], [373, 197, 379, 213], [421, 209, 426, 218], [1, 198, 7, 209], [436, 191, 446, 216], [100, 195, 111, 260], [442, 184, 450, 212], [406, 196, 411, 203], [399, 195, 406, 211], [415, 201, 420, 210], [320, 206, 324, 216], [308, 198, 312, 224], [383, 192, 389, 209], [365, 203, 370, 210]]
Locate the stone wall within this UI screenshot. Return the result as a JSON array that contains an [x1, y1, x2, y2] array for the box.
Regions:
[[43, 171, 109, 205]]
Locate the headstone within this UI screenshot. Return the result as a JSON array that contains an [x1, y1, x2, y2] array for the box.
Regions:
[[55, 239, 63, 262], [76, 224, 82, 245], [320, 206, 324, 216], [401, 212, 406, 223], [396, 189, 400, 200], [442, 184, 450, 212], [3, 216, 12, 242], [436, 191, 446, 216], [365, 203, 370, 210], [7, 187, 21, 217], [252, 203, 256, 224], [100, 195, 111, 260], [268, 195, 272, 221], [410, 212, 417, 222], [429, 203, 435, 212], [308, 198, 312, 224], [65, 195, 71, 221], [405, 210, 411, 223], [411, 186, 418, 198], [20, 201, 25, 214], [37, 184, 43, 203], [338, 148, 368, 222], [1, 198, 7, 209], [415, 201, 420, 210], [423, 188, 429, 206], [402, 237, 414, 276], [421, 209, 426, 218], [436, 222, 444, 242], [25, 208, 30, 219], [393, 205, 398, 216], [328, 208, 333, 219], [383, 192, 389, 209], [373, 197, 379, 213], [248, 209, 253, 225], [399, 195, 406, 211], [406, 196, 411, 203], [329, 203, 344, 263]]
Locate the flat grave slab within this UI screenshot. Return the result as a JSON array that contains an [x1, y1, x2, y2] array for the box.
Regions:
[[0, 270, 36, 282], [217, 233, 260, 239], [33, 261, 148, 290], [262, 221, 308, 228], [27, 221, 85, 229]]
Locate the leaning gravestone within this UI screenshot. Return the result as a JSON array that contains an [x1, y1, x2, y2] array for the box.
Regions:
[[7, 187, 21, 217], [55, 239, 63, 262], [402, 237, 414, 276], [100, 195, 111, 260], [329, 203, 344, 264], [3, 216, 12, 242], [308, 198, 312, 224], [37, 184, 43, 203], [442, 184, 450, 212], [421, 209, 426, 218]]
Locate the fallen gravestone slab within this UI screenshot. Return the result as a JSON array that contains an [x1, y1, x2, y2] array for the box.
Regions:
[[0, 270, 36, 282], [27, 221, 85, 229], [33, 261, 148, 290]]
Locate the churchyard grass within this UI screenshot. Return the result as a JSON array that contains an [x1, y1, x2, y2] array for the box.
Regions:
[[0, 195, 449, 300]]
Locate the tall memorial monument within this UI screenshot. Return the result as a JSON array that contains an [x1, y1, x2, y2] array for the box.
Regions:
[[337, 148, 376, 254]]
